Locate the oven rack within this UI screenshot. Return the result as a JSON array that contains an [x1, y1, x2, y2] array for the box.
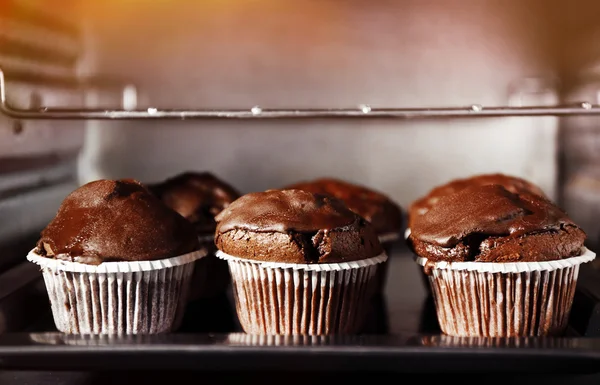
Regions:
[[2, 68, 600, 120]]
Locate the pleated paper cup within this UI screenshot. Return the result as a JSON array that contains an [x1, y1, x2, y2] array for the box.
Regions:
[[216, 251, 387, 335], [27, 248, 206, 335], [415, 248, 596, 337]]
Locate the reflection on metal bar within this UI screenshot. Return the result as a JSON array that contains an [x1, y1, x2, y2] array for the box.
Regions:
[[2, 69, 600, 120]]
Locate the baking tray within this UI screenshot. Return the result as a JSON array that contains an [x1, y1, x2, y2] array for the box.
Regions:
[[0, 241, 599, 377]]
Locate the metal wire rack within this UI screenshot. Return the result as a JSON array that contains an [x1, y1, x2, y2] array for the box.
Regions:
[[2, 68, 600, 120]]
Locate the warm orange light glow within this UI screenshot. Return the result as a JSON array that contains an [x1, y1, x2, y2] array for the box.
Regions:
[[78, 0, 344, 68]]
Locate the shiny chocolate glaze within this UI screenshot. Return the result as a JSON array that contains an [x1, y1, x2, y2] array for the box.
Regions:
[[408, 173, 547, 227], [37, 179, 199, 265], [150, 172, 240, 235], [284, 178, 402, 236], [408, 184, 585, 262], [215, 189, 383, 264]]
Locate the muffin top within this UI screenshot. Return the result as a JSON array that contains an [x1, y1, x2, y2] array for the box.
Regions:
[[37, 179, 200, 265], [215, 189, 383, 264], [408, 184, 585, 263], [408, 173, 546, 227], [149, 172, 240, 235], [284, 178, 402, 236]]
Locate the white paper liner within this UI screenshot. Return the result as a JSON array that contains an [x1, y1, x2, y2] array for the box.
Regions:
[[27, 249, 206, 335], [417, 249, 596, 337], [378, 232, 400, 244], [27, 249, 206, 273], [415, 248, 596, 273], [216, 251, 387, 271], [219, 252, 387, 335], [404, 228, 411, 239]]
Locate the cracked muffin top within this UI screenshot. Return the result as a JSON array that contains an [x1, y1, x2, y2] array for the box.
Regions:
[[283, 178, 402, 236], [37, 179, 200, 265], [407, 184, 586, 263], [408, 173, 547, 228], [149, 171, 240, 235], [214, 189, 383, 264]]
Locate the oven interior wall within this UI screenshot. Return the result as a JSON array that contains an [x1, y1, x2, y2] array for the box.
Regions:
[[5, 0, 600, 250], [77, 0, 560, 208]]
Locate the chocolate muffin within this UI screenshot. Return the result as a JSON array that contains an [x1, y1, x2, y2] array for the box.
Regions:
[[408, 173, 547, 229], [283, 177, 402, 294], [150, 172, 240, 300], [28, 179, 204, 334], [408, 185, 585, 263], [38, 179, 199, 265], [409, 184, 594, 337], [216, 189, 382, 264], [284, 178, 403, 239], [215, 189, 386, 335], [149, 171, 240, 235]]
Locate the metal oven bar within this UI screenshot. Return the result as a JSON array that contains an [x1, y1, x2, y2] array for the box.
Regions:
[[3, 68, 600, 120]]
